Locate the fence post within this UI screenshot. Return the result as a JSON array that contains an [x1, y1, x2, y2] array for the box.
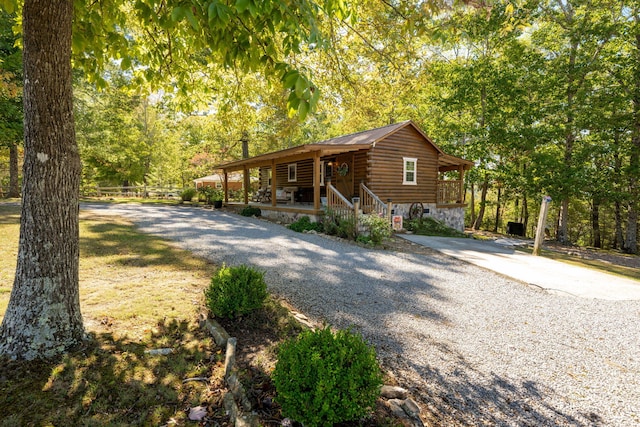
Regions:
[[533, 195, 552, 256], [352, 197, 360, 238]]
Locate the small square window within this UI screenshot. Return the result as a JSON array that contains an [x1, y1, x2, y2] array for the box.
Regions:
[[215, 182, 222, 189], [288, 163, 297, 182], [403, 157, 417, 185]]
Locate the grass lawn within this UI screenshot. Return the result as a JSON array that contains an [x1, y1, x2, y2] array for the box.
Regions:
[[0, 202, 399, 426], [0, 203, 224, 426]]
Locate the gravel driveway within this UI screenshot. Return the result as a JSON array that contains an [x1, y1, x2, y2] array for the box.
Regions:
[[84, 203, 640, 426]]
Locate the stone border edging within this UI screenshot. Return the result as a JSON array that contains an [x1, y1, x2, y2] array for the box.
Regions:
[[198, 311, 426, 426], [198, 313, 259, 427]]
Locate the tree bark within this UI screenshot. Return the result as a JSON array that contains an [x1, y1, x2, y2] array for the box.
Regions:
[[0, 0, 84, 360], [614, 201, 624, 250], [469, 182, 476, 227], [8, 143, 20, 198], [493, 185, 501, 233], [591, 198, 601, 248], [472, 177, 488, 230]]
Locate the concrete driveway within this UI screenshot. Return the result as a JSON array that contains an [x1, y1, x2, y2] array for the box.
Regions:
[[400, 235, 640, 301]]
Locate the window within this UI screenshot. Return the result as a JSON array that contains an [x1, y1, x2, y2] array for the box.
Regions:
[[319, 161, 325, 186], [267, 168, 272, 186], [215, 182, 222, 189], [403, 157, 417, 185], [288, 163, 297, 182]]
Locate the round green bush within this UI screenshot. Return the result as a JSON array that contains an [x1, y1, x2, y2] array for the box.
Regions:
[[204, 265, 267, 319], [180, 187, 197, 202], [240, 206, 262, 217], [273, 327, 383, 426]]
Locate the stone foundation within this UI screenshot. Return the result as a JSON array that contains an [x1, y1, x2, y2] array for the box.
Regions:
[[391, 203, 466, 232]]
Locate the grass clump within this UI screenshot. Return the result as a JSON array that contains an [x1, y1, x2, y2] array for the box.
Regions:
[[205, 264, 267, 319], [240, 206, 262, 217], [405, 216, 467, 237], [273, 326, 383, 427], [288, 215, 322, 233]]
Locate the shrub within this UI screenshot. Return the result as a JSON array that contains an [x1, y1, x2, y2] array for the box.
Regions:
[[288, 216, 322, 233], [273, 327, 383, 427], [204, 265, 267, 319], [405, 216, 467, 238], [180, 187, 197, 202], [360, 213, 392, 245], [240, 206, 262, 217]]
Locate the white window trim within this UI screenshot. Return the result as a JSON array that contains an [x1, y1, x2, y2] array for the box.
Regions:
[[288, 163, 297, 182], [319, 161, 325, 186], [403, 157, 417, 185]]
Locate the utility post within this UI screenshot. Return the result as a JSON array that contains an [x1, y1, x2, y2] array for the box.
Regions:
[[533, 195, 552, 256]]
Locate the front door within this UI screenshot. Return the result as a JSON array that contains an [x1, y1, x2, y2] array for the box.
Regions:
[[334, 154, 354, 199]]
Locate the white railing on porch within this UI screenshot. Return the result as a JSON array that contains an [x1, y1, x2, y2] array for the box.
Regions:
[[326, 182, 354, 221], [359, 183, 387, 216], [437, 180, 463, 205]]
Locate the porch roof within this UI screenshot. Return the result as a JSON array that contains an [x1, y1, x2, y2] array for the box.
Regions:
[[215, 120, 474, 172]]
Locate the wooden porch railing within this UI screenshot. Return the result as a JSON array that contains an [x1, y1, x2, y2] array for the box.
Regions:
[[326, 182, 354, 221], [437, 180, 463, 205], [359, 183, 387, 215]]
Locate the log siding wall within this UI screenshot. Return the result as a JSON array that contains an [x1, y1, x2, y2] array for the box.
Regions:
[[367, 127, 439, 204]]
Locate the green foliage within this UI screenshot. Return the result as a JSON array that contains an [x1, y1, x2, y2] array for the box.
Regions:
[[322, 209, 357, 239], [180, 187, 196, 202], [197, 186, 222, 204], [239, 206, 261, 217], [204, 265, 267, 319], [360, 214, 392, 245], [273, 327, 383, 427], [287, 215, 322, 233], [406, 217, 467, 238]]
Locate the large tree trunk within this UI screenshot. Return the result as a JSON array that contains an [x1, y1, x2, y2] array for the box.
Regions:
[[0, 0, 83, 360], [8, 143, 20, 198]]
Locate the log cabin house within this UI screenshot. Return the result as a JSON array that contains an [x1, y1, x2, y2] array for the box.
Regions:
[[215, 121, 473, 231]]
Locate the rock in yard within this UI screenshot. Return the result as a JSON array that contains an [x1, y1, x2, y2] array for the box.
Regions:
[[381, 385, 408, 399], [188, 406, 207, 421], [386, 399, 408, 418]]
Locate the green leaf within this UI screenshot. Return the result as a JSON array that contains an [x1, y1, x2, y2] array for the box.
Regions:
[[309, 86, 320, 109], [208, 2, 217, 21], [294, 75, 306, 97], [185, 8, 200, 31], [282, 70, 299, 88], [171, 6, 186, 22], [0, 0, 15, 13], [298, 100, 310, 121], [235, 0, 250, 13]]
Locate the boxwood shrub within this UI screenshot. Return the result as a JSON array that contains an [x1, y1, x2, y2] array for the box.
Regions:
[[204, 265, 267, 319], [273, 326, 383, 426]]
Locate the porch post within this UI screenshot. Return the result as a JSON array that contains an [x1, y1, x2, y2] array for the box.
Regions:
[[458, 165, 465, 203], [313, 152, 321, 210], [243, 166, 249, 204], [271, 159, 277, 207], [224, 171, 229, 203]]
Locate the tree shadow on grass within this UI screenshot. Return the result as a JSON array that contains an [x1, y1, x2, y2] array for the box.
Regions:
[[0, 318, 228, 426]]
